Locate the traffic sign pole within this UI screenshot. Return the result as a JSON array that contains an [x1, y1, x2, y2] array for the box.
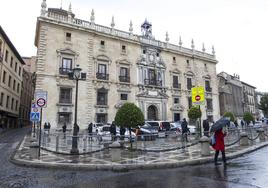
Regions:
[[38, 108, 43, 159]]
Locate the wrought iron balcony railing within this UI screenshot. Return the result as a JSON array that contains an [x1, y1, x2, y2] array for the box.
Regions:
[[173, 83, 181, 89], [206, 87, 212, 92], [96, 73, 109, 80], [119, 76, 130, 83], [144, 79, 162, 86], [59, 67, 72, 75]]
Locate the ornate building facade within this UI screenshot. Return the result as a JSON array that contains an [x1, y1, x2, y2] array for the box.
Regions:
[[34, 1, 220, 128]]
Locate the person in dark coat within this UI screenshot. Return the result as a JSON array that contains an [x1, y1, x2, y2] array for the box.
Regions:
[[110, 122, 117, 141], [47, 122, 51, 133], [181, 118, 189, 142], [203, 119, 210, 137], [120, 126, 126, 140], [88, 123, 93, 134], [62, 123, 67, 133], [212, 128, 226, 165]]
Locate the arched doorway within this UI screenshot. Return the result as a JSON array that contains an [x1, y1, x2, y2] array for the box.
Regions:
[[147, 105, 158, 120]]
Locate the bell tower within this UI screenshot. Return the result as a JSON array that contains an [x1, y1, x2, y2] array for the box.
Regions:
[[141, 19, 153, 39]]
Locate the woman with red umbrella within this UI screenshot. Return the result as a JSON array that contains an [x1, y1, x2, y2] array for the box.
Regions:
[[212, 127, 227, 165]]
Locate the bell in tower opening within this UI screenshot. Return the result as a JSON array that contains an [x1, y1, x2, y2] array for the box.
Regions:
[[141, 19, 154, 39]]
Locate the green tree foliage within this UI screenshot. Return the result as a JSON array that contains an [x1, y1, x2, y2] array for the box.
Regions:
[[188, 106, 202, 120], [114, 103, 144, 148], [243, 112, 254, 125], [114, 102, 144, 129], [259, 94, 268, 116], [223, 112, 235, 122]]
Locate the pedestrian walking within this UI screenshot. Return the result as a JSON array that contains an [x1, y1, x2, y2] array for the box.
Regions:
[[213, 128, 227, 166], [62, 122, 67, 139], [241, 120, 245, 129], [120, 126, 126, 140], [47, 122, 51, 133], [203, 119, 210, 137], [110, 122, 117, 141], [181, 118, 189, 142], [234, 120, 238, 128], [88, 122, 93, 141]]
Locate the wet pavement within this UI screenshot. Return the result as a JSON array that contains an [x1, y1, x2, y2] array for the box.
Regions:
[[1, 127, 268, 187]]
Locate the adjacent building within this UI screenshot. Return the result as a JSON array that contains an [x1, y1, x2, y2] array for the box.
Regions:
[[0, 26, 24, 128], [34, 1, 220, 129], [218, 72, 258, 119], [241, 82, 256, 118]]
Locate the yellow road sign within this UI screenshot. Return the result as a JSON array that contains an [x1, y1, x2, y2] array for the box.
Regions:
[[192, 86, 205, 105]]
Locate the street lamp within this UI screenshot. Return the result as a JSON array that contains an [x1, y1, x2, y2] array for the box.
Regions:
[[68, 64, 86, 154]]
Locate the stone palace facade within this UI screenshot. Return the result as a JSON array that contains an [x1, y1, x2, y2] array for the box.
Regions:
[[34, 1, 220, 128]]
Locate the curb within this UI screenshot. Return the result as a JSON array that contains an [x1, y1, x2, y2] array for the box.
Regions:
[[10, 141, 268, 171]]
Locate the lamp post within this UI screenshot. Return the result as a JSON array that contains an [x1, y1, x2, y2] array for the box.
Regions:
[[69, 65, 86, 154]]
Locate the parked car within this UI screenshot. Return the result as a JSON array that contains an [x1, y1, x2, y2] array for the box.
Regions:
[[146, 121, 171, 131], [139, 122, 158, 134], [170, 121, 182, 132], [96, 125, 136, 141], [188, 125, 196, 134]]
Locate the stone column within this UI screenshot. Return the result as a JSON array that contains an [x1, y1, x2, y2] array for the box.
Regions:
[[240, 132, 249, 146], [199, 136, 210, 156]]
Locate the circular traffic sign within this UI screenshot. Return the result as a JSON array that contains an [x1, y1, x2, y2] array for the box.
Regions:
[[37, 98, 46, 107], [195, 95, 201, 101]]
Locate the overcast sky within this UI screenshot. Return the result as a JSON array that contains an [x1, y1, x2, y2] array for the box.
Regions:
[[1, 0, 267, 91]]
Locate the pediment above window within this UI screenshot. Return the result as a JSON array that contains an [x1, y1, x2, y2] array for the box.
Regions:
[[203, 74, 211, 79], [56, 48, 79, 57], [184, 71, 195, 77], [170, 68, 181, 75], [95, 54, 111, 63], [116, 59, 131, 66]]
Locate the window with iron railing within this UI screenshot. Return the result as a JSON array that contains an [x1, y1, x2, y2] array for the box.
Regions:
[[119, 67, 130, 82], [207, 99, 213, 110], [187, 78, 192, 90], [144, 79, 162, 86], [59, 58, 72, 75], [205, 80, 212, 92], [96, 64, 109, 80], [173, 75, 181, 89]]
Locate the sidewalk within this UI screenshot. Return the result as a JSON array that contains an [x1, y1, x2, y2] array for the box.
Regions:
[[10, 133, 268, 171]]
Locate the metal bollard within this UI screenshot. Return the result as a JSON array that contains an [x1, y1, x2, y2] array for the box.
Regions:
[[56, 135, 59, 152], [240, 132, 249, 146], [258, 128, 266, 142], [199, 136, 210, 156], [83, 136, 87, 151]]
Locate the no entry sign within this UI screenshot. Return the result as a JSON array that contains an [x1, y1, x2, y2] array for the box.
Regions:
[[191, 87, 205, 105], [35, 90, 48, 108]]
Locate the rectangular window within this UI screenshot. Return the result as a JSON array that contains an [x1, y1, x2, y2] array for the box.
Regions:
[[11, 98, 14, 110], [13, 79, 16, 90], [205, 80, 211, 92], [60, 58, 72, 74], [96, 64, 108, 80], [174, 98, 179, 104], [100, 40, 105, 48], [17, 83, 20, 93], [173, 56, 176, 62], [10, 56, 13, 68], [66, 32, 71, 41], [188, 97, 192, 109], [173, 75, 179, 88], [59, 88, 72, 104], [5, 50, 8, 62], [8, 75, 11, 87], [15, 100, 18, 111], [97, 90, 108, 105], [207, 99, 213, 110], [96, 114, 107, 123], [0, 92, 4, 106], [15, 62, 17, 72], [187, 78, 192, 90], [58, 112, 71, 123], [121, 45, 126, 53], [119, 67, 129, 82], [121, 94, 128, 100], [2, 71, 6, 83], [6, 95, 9, 108], [19, 67, 21, 76]]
